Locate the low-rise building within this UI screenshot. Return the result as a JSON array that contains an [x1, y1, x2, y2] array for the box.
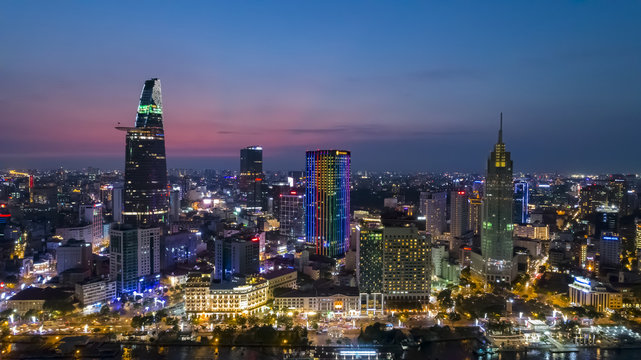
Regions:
[[513, 237, 541, 258], [75, 278, 117, 307], [6, 287, 73, 315], [55, 224, 93, 244], [263, 268, 297, 299], [514, 224, 549, 241], [165, 269, 190, 287], [568, 276, 622, 312], [184, 273, 268, 316], [274, 286, 359, 317]]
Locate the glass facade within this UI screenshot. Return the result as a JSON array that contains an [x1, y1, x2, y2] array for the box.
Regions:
[[513, 180, 529, 224], [305, 150, 351, 257], [109, 224, 139, 293], [481, 115, 514, 266], [358, 225, 383, 293], [239, 146, 263, 211], [279, 193, 305, 239], [122, 78, 169, 226]]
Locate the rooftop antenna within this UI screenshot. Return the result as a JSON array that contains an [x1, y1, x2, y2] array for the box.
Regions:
[[498, 112, 503, 143]]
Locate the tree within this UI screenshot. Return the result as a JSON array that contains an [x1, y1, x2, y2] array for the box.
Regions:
[[448, 312, 461, 323], [236, 316, 247, 327], [610, 311, 625, 323], [247, 316, 259, 327], [277, 315, 294, 330], [131, 316, 143, 329], [24, 309, 40, 321], [437, 289, 454, 309], [100, 305, 110, 316], [43, 299, 75, 315]]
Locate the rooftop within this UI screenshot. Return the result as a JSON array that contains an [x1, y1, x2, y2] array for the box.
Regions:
[[263, 268, 296, 280], [10, 287, 72, 301], [276, 285, 359, 298]]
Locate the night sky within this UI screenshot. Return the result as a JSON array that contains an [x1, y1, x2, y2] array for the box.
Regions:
[[1, 1, 640, 173]]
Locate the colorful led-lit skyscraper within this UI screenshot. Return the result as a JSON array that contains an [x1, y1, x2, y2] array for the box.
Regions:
[[118, 78, 169, 227], [305, 150, 351, 257]]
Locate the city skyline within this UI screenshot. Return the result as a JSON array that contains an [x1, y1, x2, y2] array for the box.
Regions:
[[3, 2, 641, 358], [1, 1, 640, 172]]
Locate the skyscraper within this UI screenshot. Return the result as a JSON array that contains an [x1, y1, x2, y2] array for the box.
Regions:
[[595, 205, 619, 237], [79, 203, 104, 251], [239, 146, 264, 211], [111, 79, 166, 294], [599, 232, 621, 270], [420, 191, 447, 236], [382, 224, 431, 302], [213, 238, 260, 280], [118, 78, 169, 227], [513, 180, 529, 224], [305, 150, 351, 257], [473, 114, 515, 283], [357, 222, 384, 294], [468, 191, 482, 235], [450, 190, 469, 238], [109, 224, 161, 293], [169, 189, 180, 222], [279, 191, 305, 240], [112, 182, 123, 223]]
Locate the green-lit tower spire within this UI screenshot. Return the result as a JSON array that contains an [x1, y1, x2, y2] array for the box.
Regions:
[[118, 78, 169, 227]]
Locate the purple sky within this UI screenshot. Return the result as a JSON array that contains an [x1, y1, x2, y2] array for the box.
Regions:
[[1, 1, 640, 172]]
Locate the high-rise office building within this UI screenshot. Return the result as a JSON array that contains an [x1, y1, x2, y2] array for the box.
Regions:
[[607, 177, 626, 210], [595, 205, 619, 237], [357, 222, 384, 294], [450, 190, 470, 259], [118, 78, 169, 227], [169, 189, 181, 222], [635, 219, 641, 252], [473, 114, 515, 282], [109, 224, 161, 294], [580, 184, 608, 217], [382, 224, 431, 301], [239, 146, 264, 211], [513, 180, 529, 224], [599, 232, 621, 270], [56, 239, 92, 274], [305, 150, 351, 257], [468, 191, 482, 235], [420, 191, 447, 236], [213, 238, 260, 280], [111, 79, 166, 293], [279, 191, 305, 240], [450, 190, 469, 238], [0, 203, 10, 241], [112, 182, 123, 223], [79, 203, 103, 250]]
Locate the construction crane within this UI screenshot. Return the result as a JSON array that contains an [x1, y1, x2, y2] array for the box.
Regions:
[[9, 170, 33, 203]]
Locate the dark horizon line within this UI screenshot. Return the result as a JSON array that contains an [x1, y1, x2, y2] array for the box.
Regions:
[[1, 166, 638, 177]]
